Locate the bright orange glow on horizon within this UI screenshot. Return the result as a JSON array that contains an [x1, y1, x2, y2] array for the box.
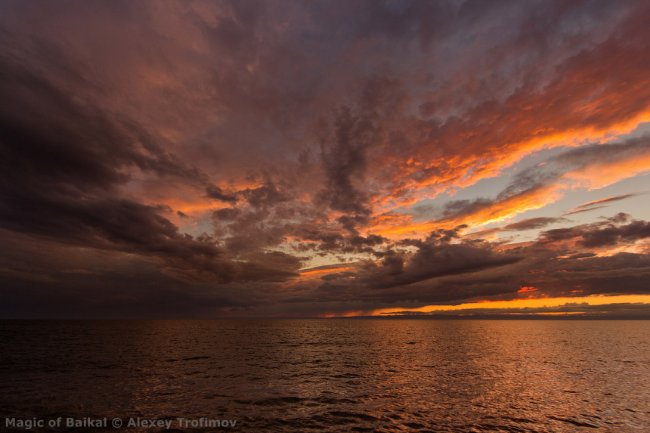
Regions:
[[323, 294, 650, 317]]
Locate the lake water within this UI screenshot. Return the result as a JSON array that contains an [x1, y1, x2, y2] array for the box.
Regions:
[[1, 320, 648, 432]]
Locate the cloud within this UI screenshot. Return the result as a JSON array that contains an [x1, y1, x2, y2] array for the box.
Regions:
[[1, 0, 650, 317], [565, 193, 640, 215], [563, 205, 608, 216], [312, 227, 523, 295], [0, 51, 298, 284], [205, 184, 238, 202], [467, 217, 567, 240], [503, 217, 566, 231], [414, 136, 650, 232], [317, 78, 404, 232], [367, 237, 520, 289], [243, 181, 291, 208], [539, 216, 650, 249], [308, 213, 650, 316]]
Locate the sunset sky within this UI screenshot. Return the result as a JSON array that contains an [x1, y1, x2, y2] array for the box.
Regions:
[[1, 0, 650, 318]]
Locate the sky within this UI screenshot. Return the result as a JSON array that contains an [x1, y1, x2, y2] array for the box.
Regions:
[[1, 0, 650, 319]]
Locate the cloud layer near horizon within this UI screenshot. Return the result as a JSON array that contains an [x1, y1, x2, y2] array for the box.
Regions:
[[1, 0, 650, 318]]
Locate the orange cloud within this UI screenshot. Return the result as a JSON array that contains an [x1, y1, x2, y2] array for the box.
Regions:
[[368, 184, 562, 238], [368, 136, 650, 241], [161, 198, 230, 215], [299, 265, 353, 279], [564, 153, 650, 189], [517, 286, 539, 297], [368, 12, 650, 219]]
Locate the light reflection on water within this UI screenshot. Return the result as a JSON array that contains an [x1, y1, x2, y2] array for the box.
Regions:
[[1, 320, 649, 432]]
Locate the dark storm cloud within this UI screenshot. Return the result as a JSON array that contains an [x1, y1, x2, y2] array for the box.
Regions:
[[213, 207, 242, 221], [363, 239, 521, 290], [514, 251, 650, 300], [308, 253, 529, 312], [302, 212, 650, 315], [540, 216, 650, 248], [312, 228, 522, 295], [0, 57, 181, 192], [333, 0, 451, 45], [0, 52, 297, 284], [317, 77, 406, 233], [317, 108, 377, 227], [0, 231, 257, 319], [205, 184, 238, 202], [580, 220, 650, 247], [243, 181, 291, 208], [307, 245, 650, 317]]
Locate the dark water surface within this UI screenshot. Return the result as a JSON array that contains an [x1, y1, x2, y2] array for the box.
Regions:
[[0, 320, 648, 432]]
